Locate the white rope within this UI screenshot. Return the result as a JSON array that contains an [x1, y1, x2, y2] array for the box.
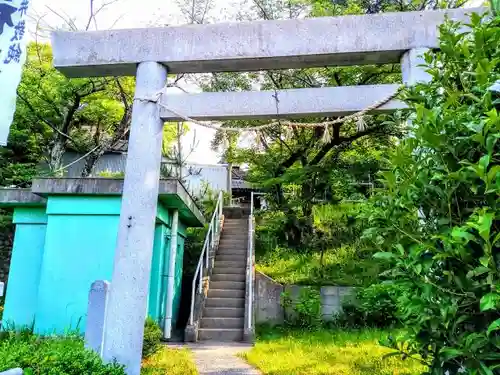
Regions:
[[51, 144, 102, 175], [134, 85, 403, 139]]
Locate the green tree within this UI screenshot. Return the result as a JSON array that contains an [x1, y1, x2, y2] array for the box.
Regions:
[[14, 43, 135, 177], [362, 12, 500, 374]]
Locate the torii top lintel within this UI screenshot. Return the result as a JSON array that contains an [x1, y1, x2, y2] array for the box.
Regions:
[[51, 7, 484, 78]]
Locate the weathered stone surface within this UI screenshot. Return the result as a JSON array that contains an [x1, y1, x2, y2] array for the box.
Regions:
[[255, 281, 355, 324], [52, 8, 483, 77], [85, 280, 110, 355], [161, 85, 405, 121], [401, 48, 432, 85], [254, 271, 284, 326], [0, 189, 46, 206], [0, 369, 23, 375], [101, 62, 167, 375], [31, 178, 204, 226]]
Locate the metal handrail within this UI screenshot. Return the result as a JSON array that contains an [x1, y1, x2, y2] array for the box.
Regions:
[[246, 191, 263, 332], [189, 191, 224, 326]]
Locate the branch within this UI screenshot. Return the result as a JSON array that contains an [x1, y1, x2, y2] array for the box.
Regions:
[[85, 0, 95, 30], [253, 0, 271, 20], [310, 123, 389, 166], [115, 77, 130, 110], [45, 5, 78, 31], [17, 91, 77, 144]]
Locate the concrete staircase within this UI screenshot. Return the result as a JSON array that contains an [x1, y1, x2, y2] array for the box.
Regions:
[[198, 218, 248, 341]]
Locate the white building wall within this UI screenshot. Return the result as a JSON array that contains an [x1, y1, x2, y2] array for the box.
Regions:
[[62, 152, 229, 198]]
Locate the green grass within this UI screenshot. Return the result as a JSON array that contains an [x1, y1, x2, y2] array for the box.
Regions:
[[242, 327, 427, 375], [256, 246, 382, 286], [142, 347, 198, 375]]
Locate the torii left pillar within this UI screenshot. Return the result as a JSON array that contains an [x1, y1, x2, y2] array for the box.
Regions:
[[101, 62, 167, 375]]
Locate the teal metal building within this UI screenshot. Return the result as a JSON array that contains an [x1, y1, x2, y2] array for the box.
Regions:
[[0, 178, 204, 336]]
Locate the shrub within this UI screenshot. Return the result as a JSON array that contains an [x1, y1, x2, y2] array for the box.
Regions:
[[361, 13, 500, 374], [281, 287, 322, 329], [256, 245, 382, 287], [341, 283, 402, 328], [142, 317, 162, 359], [0, 330, 125, 375]]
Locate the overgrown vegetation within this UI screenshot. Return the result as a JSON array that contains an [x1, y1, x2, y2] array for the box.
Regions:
[[256, 245, 382, 287], [243, 327, 427, 375], [142, 318, 163, 359], [360, 12, 500, 374], [142, 347, 198, 375], [0, 330, 125, 375]]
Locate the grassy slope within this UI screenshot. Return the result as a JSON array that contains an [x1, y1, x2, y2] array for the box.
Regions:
[[142, 347, 198, 375], [256, 246, 382, 286], [243, 328, 426, 375]]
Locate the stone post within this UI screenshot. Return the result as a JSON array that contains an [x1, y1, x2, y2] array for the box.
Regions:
[[401, 48, 432, 85], [0, 369, 23, 375], [101, 62, 167, 375], [85, 280, 110, 356]]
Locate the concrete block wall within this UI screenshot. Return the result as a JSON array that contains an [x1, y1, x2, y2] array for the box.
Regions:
[[254, 271, 355, 325], [255, 271, 285, 325]]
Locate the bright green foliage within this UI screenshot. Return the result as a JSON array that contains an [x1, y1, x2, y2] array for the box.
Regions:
[[256, 245, 383, 287], [142, 347, 198, 375], [142, 318, 162, 359], [0, 330, 125, 374], [341, 283, 403, 328], [244, 327, 427, 375], [281, 287, 323, 329], [361, 13, 500, 374]]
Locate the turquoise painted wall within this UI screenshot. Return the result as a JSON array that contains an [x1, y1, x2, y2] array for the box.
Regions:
[[148, 225, 168, 322], [3, 196, 188, 336], [2, 208, 47, 328], [35, 196, 121, 334], [172, 234, 186, 328]]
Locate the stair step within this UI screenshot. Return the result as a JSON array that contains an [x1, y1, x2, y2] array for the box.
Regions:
[[219, 243, 247, 253], [216, 254, 247, 262], [215, 260, 246, 268], [208, 289, 245, 298], [199, 328, 243, 342], [205, 297, 244, 308], [210, 281, 245, 290], [200, 317, 244, 329], [211, 273, 245, 282], [203, 307, 244, 318], [213, 267, 246, 275], [217, 248, 247, 253]]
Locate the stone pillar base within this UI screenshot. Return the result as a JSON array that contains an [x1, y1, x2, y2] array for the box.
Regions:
[[184, 324, 198, 342], [243, 328, 255, 344]]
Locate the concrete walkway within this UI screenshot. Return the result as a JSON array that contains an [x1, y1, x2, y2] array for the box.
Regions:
[[169, 342, 261, 375]]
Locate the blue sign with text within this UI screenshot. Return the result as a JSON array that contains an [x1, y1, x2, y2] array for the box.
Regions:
[[0, 0, 30, 145]]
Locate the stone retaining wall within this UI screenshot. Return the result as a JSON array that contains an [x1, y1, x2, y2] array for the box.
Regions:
[[0, 228, 13, 284], [255, 271, 355, 325]]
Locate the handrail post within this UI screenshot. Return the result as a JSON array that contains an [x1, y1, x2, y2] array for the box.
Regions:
[[247, 214, 254, 332], [205, 235, 209, 269]]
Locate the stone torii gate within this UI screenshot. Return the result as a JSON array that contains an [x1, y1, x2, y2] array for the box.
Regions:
[[51, 7, 482, 375]]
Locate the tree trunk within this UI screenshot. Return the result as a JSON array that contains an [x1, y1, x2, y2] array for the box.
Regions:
[[80, 147, 104, 177], [48, 136, 66, 176]]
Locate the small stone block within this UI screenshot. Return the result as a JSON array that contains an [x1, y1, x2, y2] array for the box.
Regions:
[[321, 304, 341, 317], [320, 286, 338, 297], [321, 294, 339, 307], [0, 281, 4, 297], [0, 369, 23, 375], [85, 280, 110, 355]]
